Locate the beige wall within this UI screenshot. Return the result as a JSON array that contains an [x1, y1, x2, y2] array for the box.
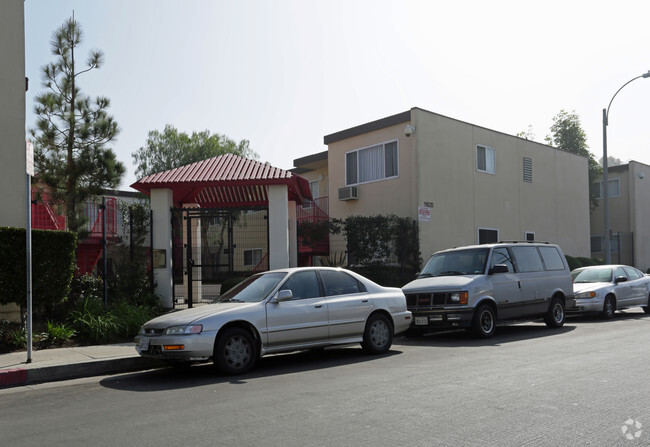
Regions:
[[0, 0, 26, 228], [413, 108, 589, 258], [327, 122, 418, 221], [325, 108, 590, 262], [0, 0, 25, 321], [591, 161, 650, 271]]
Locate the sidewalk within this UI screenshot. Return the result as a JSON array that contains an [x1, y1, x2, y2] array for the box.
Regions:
[[0, 343, 165, 388]]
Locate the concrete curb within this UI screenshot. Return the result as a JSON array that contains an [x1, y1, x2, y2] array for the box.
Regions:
[[0, 357, 166, 389]]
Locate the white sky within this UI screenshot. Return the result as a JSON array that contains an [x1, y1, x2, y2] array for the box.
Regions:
[[24, 0, 650, 190]]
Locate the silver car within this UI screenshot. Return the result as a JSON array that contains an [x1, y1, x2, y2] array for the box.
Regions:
[[135, 267, 412, 374], [571, 265, 650, 319]]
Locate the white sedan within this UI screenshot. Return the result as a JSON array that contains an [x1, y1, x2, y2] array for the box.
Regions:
[[135, 267, 412, 374], [570, 265, 650, 319]]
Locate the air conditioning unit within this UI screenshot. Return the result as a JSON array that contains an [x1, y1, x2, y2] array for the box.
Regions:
[[338, 186, 359, 201]]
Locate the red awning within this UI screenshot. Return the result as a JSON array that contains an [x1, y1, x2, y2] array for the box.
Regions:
[[130, 154, 312, 207]]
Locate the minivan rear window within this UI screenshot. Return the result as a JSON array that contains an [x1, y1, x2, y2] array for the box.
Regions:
[[511, 246, 544, 272], [538, 246, 566, 271]]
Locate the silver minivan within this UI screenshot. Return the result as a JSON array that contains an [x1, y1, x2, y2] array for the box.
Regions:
[[402, 242, 575, 337]]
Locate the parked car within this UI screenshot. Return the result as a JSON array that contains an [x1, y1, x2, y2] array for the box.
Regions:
[[135, 267, 412, 374], [402, 242, 574, 338], [569, 265, 650, 319]]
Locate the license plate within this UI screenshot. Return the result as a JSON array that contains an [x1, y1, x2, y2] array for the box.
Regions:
[[415, 316, 428, 326], [139, 337, 150, 351]]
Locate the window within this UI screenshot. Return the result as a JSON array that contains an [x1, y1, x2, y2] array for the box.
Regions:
[[511, 246, 544, 272], [478, 228, 498, 244], [539, 246, 565, 271], [525, 232, 535, 242], [279, 271, 321, 300], [590, 236, 602, 253], [309, 180, 319, 199], [320, 270, 366, 296], [243, 248, 263, 267], [592, 179, 620, 199], [623, 266, 643, 281], [523, 157, 532, 182], [345, 140, 398, 185], [490, 247, 514, 272], [476, 145, 495, 174]]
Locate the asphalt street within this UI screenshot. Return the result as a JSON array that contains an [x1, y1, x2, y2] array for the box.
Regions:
[[2, 310, 649, 447]]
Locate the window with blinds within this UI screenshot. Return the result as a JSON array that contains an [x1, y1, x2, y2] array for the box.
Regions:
[[345, 140, 399, 185]]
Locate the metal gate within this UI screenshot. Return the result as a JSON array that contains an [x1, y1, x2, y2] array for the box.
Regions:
[[172, 207, 269, 308]]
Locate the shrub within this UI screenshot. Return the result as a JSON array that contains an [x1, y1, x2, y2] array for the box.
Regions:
[[0, 227, 76, 315], [111, 301, 160, 339], [41, 321, 76, 347], [70, 297, 119, 343]]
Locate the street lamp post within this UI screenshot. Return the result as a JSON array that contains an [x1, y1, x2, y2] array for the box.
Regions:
[[602, 70, 650, 264]]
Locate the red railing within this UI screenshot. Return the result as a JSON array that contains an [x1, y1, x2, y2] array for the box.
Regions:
[[297, 196, 329, 261], [31, 193, 119, 274]]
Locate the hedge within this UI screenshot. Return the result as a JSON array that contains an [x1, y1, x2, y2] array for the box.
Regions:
[[0, 227, 77, 312]]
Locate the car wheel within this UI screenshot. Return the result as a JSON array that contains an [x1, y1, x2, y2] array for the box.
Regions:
[[361, 313, 393, 354], [644, 295, 650, 314], [602, 295, 616, 319], [544, 297, 565, 328], [471, 304, 496, 338], [214, 327, 257, 375]]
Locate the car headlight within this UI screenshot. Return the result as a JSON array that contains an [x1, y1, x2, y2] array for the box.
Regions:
[[576, 291, 597, 299], [163, 324, 203, 335], [449, 292, 468, 305]]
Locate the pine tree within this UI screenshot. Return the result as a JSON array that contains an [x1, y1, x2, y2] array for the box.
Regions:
[[31, 17, 125, 233]]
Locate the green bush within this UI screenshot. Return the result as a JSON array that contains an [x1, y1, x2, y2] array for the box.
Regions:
[[111, 301, 160, 339], [70, 296, 119, 343], [0, 227, 76, 315], [329, 215, 421, 285], [565, 255, 603, 271], [41, 321, 76, 347]]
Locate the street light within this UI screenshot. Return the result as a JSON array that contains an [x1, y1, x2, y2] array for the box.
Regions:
[[602, 70, 650, 264]]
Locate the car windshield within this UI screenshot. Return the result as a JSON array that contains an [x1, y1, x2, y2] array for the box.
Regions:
[[216, 272, 287, 303], [572, 267, 613, 283], [419, 248, 490, 277]]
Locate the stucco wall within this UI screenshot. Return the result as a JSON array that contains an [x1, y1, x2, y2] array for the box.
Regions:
[[327, 122, 418, 222], [325, 108, 590, 263], [0, 0, 26, 228], [413, 108, 590, 258]]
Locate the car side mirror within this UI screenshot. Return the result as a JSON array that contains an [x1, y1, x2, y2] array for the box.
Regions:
[[489, 264, 509, 274], [272, 289, 293, 303], [615, 276, 628, 284]]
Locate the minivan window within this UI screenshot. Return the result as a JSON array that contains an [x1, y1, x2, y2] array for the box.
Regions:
[[490, 247, 515, 272], [511, 246, 544, 272], [420, 248, 490, 277], [538, 246, 565, 271]]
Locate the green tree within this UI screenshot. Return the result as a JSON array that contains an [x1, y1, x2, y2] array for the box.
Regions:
[[132, 124, 258, 178], [545, 110, 602, 210], [30, 17, 125, 233]]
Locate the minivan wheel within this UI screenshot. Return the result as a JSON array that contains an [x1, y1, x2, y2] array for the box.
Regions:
[[602, 295, 616, 319], [471, 304, 496, 338], [544, 298, 565, 328]]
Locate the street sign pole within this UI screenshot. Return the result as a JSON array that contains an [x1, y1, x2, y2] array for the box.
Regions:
[[26, 141, 34, 363]]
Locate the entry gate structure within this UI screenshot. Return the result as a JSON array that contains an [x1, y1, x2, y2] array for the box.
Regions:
[[172, 206, 269, 309]]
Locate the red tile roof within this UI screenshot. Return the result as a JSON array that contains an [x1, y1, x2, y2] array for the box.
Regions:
[[130, 154, 312, 207]]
